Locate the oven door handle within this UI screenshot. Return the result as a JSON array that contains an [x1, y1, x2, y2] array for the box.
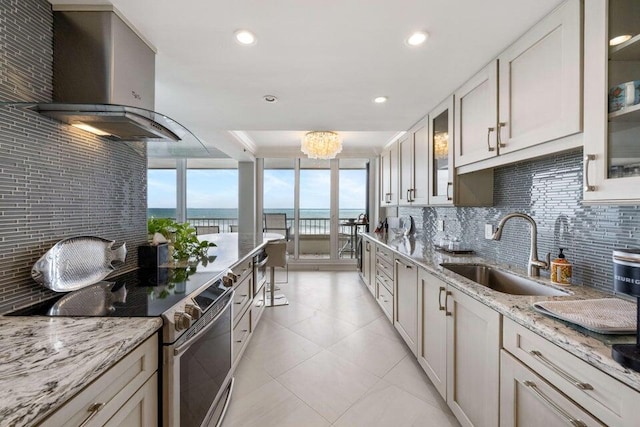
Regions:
[[256, 256, 269, 268], [174, 290, 235, 357]]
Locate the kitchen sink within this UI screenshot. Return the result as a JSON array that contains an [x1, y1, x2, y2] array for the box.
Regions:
[[440, 263, 569, 296]]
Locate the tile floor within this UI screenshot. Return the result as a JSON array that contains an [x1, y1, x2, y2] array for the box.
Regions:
[[220, 271, 460, 427]]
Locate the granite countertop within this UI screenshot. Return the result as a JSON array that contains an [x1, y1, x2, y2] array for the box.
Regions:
[[363, 232, 640, 393], [0, 316, 162, 427]]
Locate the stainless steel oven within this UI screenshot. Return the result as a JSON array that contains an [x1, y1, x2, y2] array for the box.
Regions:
[[163, 287, 235, 427]]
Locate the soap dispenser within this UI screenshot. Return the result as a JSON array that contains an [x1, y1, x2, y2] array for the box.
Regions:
[[550, 248, 572, 285]]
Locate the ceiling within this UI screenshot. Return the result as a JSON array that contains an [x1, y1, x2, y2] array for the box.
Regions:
[[49, 0, 564, 160]]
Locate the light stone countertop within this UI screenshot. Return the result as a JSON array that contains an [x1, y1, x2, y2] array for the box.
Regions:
[[0, 316, 162, 427], [363, 232, 640, 393]]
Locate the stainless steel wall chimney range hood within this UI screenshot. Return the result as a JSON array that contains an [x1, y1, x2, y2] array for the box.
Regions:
[[22, 5, 223, 158]]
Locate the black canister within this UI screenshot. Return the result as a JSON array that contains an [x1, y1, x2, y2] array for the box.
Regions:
[[613, 248, 640, 296]]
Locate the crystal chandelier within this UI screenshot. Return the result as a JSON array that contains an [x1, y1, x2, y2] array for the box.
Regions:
[[301, 131, 343, 159]]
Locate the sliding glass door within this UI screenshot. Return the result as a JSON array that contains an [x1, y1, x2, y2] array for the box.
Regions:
[[262, 158, 369, 263]]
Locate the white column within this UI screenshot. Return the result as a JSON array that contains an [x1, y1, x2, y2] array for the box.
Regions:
[[238, 161, 256, 235]]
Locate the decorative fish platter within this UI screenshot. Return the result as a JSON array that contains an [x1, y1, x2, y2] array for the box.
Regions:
[[31, 236, 127, 292]]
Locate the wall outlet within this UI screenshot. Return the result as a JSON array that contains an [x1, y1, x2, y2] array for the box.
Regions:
[[437, 220, 445, 232], [485, 224, 494, 239]]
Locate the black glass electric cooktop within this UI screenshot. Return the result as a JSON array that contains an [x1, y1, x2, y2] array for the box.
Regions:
[[8, 267, 228, 317]]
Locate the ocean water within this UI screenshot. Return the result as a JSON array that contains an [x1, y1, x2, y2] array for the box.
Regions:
[[148, 208, 365, 220]]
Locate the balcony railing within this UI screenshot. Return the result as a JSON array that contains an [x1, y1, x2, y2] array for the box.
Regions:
[[186, 217, 365, 235]]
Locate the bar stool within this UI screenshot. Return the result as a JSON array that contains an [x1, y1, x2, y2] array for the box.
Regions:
[[265, 241, 289, 307]]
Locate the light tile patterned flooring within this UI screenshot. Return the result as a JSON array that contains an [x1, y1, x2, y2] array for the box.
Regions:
[[220, 271, 460, 427]]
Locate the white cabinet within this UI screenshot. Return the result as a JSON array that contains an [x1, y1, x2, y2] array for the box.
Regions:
[[428, 96, 494, 207], [503, 317, 640, 427], [497, 0, 581, 155], [41, 334, 158, 427], [456, 0, 582, 171], [454, 60, 499, 167], [361, 237, 374, 295], [417, 269, 501, 427], [417, 268, 448, 399], [399, 120, 429, 205], [380, 141, 399, 205], [500, 351, 604, 427], [393, 256, 418, 355], [584, 0, 640, 202], [446, 285, 501, 427]]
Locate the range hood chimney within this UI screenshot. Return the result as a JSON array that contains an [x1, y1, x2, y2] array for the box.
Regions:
[[30, 6, 185, 144]]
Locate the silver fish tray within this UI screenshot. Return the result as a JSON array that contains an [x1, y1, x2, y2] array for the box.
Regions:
[[31, 236, 127, 292]]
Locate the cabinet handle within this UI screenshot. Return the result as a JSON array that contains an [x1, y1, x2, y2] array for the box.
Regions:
[[529, 350, 593, 390], [235, 329, 249, 343], [523, 381, 587, 427], [78, 403, 105, 427], [446, 182, 453, 201], [487, 127, 496, 152], [406, 189, 412, 202], [438, 286, 446, 311], [584, 154, 596, 192], [365, 242, 370, 252], [445, 290, 452, 316], [497, 122, 507, 148], [385, 192, 392, 203]]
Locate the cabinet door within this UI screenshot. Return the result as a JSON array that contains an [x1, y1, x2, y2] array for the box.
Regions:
[[454, 60, 498, 167], [104, 374, 158, 427], [417, 269, 447, 399], [380, 150, 391, 205], [446, 287, 500, 427], [389, 140, 399, 205], [393, 257, 418, 355], [428, 96, 454, 205], [584, 0, 640, 202], [498, 0, 581, 155], [362, 239, 374, 295], [500, 351, 605, 427], [398, 133, 412, 205], [411, 120, 429, 205]]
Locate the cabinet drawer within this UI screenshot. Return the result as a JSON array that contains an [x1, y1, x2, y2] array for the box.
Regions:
[[231, 258, 253, 284], [233, 306, 251, 363], [377, 279, 393, 322], [501, 350, 605, 427], [40, 334, 158, 427], [233, 274, 252, 326], [376, 255, 393, 281], [376, 245, 393, 265], [251, 285, 266, 332], [376, 266, 394, 294], [504, 318, 639, 427]]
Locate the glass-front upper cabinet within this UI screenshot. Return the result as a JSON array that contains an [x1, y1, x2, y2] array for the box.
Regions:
[[584, 0, 640, 202], [428, 96, 454, 205]]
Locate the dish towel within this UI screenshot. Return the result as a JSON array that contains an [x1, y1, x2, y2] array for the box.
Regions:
[[533, 298, 637, 334]]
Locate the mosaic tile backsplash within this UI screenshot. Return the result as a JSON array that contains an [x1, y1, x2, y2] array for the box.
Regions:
[[0, 0, 148, 313], [397, 149, 640, 294]]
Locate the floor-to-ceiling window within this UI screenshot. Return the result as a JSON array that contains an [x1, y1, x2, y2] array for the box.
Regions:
[[338, 159, 369, 259], [147, 167, 177, 219], [186, 160, 238, 233], [262, 157, 370, 263]]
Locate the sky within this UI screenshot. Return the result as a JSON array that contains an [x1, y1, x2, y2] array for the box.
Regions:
[[148, 168, 366, 210]]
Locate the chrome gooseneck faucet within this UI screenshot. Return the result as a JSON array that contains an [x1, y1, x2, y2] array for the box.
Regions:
[[491, 212, 550, 277]]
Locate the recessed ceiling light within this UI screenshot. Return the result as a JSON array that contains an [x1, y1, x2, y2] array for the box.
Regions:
[[373, 96, 388, 104], [263, 95, 278, 103], [406, 31, 428, 46], [235, 30, 256, 45], [610, 34, 632, 46]]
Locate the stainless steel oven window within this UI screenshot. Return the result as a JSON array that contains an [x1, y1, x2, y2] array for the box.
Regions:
[[164, 291, 234, 427]]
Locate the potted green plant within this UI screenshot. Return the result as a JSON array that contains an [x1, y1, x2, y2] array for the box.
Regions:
[[146, 217, 217, 265]]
